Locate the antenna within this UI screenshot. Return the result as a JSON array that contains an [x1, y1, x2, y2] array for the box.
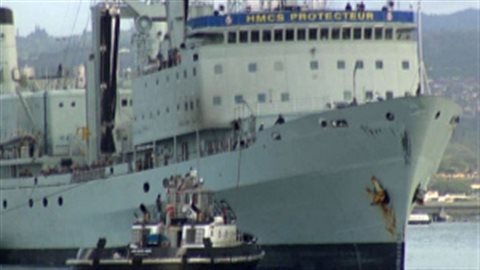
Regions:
[[416, 0, 429, 95]]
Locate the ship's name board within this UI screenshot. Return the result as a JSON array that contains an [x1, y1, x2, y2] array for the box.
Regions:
[[245, 11, 375, 24]]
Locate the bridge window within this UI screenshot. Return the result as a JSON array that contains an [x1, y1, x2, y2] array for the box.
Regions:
[[234, 95, 244, 104], [214, 64, 223, 74], [228, 31, 236, 43], [281, 92, 290, 102], [251, 30, 260, 42], [274, 29, 283, 41], [320, 28, 329, 40], [337, 60, 346, 70], [310, 60, 319, 70], [213, 96, 222, 106], [262, 30, 272, 42], [376, 60, 383, 70], [402, 60, 410, 70], [364, 28, 372, 39], [297, 29, 306, 40], [375, 28, 383, 40], [239, 31, 248, 43], [332, 28, 340, 40], [248, 63, 257, 73], [342, 28, 351, 40], [258, 93, 266, 103], [353, 28, 362, 40], [385, 28, 393, 40], [308, 28, 317, 40], [286, 29, 294, 41]]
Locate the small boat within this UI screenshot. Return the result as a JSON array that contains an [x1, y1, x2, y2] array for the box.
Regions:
[[66, 169, 264, 270], [408, 213, 432, 225]]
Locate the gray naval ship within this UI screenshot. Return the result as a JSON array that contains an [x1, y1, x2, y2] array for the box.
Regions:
[[0, 1, 462, 269]]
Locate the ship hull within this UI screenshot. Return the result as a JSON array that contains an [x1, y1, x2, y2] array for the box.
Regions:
[[0, 96, 461, 269]]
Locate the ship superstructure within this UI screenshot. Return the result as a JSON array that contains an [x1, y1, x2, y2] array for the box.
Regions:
[[0, 1, 461, 269]]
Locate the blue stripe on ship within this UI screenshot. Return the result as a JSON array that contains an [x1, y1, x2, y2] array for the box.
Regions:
[[188, 11, 414, 29]]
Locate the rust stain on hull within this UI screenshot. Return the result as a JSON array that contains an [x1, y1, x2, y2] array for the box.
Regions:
[[366, 176, 396, 236]]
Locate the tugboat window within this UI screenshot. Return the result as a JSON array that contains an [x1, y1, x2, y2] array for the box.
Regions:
[[297, 29, 306, 40], [274, 29, 283, 41], [43, 198, 48, 207], [402, 61, 410, 70], [310, 60, 319, 70], [2, 200, 6, 209], [262, 30, 272, 42], [337, 60, 346, 70], [121, 99, 128, 107], [308, 28, 317, 40], [281, 92, 290, 102], [376, 60, 383, 70], [248, 63, 257, 73], [58, 196, 63, 206], [29, 199, 34, 208], [251, 30, 260, 42]]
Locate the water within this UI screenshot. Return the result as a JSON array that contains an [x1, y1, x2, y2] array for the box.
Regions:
[[1, 222, 479, 270], [405, 222, 480, 270]]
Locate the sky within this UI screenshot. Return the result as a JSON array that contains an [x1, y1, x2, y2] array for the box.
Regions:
[[1, 0, 479, 37]]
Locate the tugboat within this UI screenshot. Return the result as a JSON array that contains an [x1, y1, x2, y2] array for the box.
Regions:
[[66, 170, 264, 270]]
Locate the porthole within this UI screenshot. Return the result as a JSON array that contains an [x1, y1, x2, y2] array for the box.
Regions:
[[58, 196, 63, 206], [2, 200, 7, 209], [43, 197, 48, 207], [143, 182, 150, 193], [29, 199, 34, 208], [320, 120, 328, 127], [435, 111, 441, 119], [386, 112, 395, 121]]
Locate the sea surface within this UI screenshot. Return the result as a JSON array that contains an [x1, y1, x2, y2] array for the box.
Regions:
[[1, 222, 479, 270]]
